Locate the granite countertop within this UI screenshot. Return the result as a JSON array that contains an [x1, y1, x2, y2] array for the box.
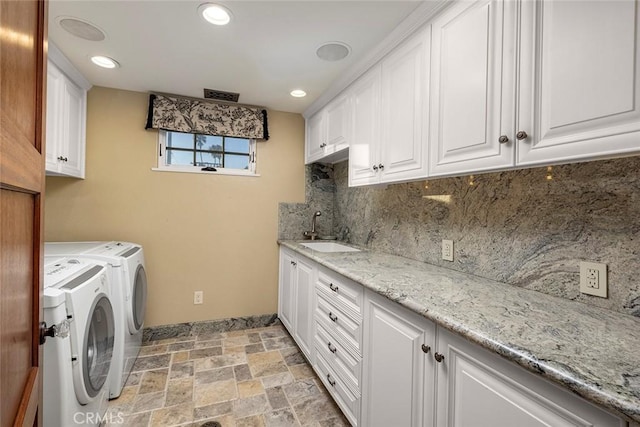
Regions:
[[279, 240, 640, 424]]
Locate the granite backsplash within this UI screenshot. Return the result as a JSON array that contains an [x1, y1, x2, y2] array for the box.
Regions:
[[279, 157, 640, 317]]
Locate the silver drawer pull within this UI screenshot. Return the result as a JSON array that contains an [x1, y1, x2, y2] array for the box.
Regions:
[[329, 283, 339, 292], [327, 373, 336, 387], [328, 312, 338, 322], [327, 342, 337, 354]]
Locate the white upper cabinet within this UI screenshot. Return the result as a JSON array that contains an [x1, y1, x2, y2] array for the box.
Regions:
[[348, 26, 430, 186], [379, 26, 430, 183], [517, 0, 640, 166], [429, 0, 517, 177], [45, 43, 90, 179], [349, 66, 382, 187], [305, 94, 350, 164]]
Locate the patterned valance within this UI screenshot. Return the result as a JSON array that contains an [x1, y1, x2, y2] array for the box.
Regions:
[[145, 94, 269, 140]]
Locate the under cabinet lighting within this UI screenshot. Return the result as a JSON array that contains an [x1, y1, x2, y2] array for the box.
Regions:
[[90, 55, 119, 69], [199, 3, 232, 26]]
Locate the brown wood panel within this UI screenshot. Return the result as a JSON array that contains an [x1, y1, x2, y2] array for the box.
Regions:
[[0, 0, 47, 426], [0, 0, 39, 148], [0, 190, 35, 427]]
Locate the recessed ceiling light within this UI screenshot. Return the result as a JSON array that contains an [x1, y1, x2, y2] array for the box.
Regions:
[[90, 55, 119, 69], [316, 42, 351, 62], [290, 90, 307, 98], [198, 3, 232, 26], [58, 17, 106, 41]]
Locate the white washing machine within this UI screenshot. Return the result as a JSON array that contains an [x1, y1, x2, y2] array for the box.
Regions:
[[43, 257, 115, 426], [45, 241, 148, 399]]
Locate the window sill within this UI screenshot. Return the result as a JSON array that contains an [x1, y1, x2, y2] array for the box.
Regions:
[[151, 167, 260, 177]]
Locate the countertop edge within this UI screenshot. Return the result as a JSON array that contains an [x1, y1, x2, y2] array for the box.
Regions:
[[278, 240, 640, 424]]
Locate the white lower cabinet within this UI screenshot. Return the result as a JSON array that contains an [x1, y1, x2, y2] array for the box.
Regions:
[[277, 248, 314, 360], [362, 290, 435, 427], [435, 328, 625, 427], [278, 250, 625, 427]]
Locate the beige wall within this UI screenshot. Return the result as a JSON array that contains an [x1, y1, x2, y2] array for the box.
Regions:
[[45, 86, 305, 327]]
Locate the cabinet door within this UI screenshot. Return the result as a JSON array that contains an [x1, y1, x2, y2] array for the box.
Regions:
[[518, 1, 640, 166], [293, 258, 314, 359], [429, 0, 516, 177], [362, 290, 436, 427], [349, 66, 381, 187], [305, 112, 325, 164], [45, 63, 63, 172], [325, 94, 350, 151], [379, 26, 430, 183], [58, 78, 85, 178], [435, 328, 624, 427], [278, 249, 296, 332]]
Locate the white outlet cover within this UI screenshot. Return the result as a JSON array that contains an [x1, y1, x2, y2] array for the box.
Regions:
[[579, 262, 607, 298], [442, 239, 454, 262]]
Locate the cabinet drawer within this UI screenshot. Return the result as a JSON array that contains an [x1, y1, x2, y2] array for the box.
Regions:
[[317, 268, 363, 318], [315, 321, 361, 394], [315, 351, 361, 427], [316, 292, 362, 356]]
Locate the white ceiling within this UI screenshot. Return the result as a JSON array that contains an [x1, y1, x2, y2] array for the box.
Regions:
[[49, 0, 422, 113]]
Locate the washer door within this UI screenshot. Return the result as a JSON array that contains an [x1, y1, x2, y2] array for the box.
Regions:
[[82, 295, 114, 400], [129, 264, 147, 333]]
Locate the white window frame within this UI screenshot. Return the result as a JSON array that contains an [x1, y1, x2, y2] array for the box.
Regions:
[[153, 130, 259, 177]]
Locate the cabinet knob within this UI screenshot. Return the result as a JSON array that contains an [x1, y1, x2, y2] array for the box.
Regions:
[[291, 261, 297, 267], [378, 163, 384, 170], [328, 312, 338, 322], [421, 344, 431, 354], [516, 131, 528, 140], [326, 373, 336, 387], [434, 352, 445, 363], [329, 283, 339, 293], [320, 143, 326, 148], [327, 342, 337, 354], [498, 135, 509, 144], [372, 165, 379, 171]]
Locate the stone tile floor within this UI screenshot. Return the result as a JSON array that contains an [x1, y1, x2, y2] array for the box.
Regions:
[[106, 324, 349, 427]]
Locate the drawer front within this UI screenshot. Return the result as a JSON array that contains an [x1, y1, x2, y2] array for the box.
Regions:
[[316, 292, 362, 356], [317, 268, 363, 318], [315, 351, 361, 427], [315, 321, 361, 394]]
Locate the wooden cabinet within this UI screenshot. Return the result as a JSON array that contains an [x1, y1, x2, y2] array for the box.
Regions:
[[45, 44, 90, 178], [305, 94, 350, 164], [361, 290, 435, 427], [435, 328, 624, 427], [429, 0, 516, 177], [349, 26, 430, 186], [278, 248, 315, 360], [517, 0, 640, 166]]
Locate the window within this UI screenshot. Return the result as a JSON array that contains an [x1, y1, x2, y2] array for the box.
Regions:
[[157, 130, 257, 175]]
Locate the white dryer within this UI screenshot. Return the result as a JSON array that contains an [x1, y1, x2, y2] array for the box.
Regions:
[[45, 241, 148, 399], [43, 257, 115, 426]]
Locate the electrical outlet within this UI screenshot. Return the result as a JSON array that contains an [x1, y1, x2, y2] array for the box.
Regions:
[[442, 240, 454, 262], [580, 262, 607, 298], [194, 291, 204, 305]]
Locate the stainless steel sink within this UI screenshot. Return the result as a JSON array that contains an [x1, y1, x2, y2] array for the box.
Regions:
[[300, 242, 361, 253]]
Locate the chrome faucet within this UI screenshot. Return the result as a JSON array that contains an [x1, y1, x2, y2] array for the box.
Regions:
[[303, 211, 322, 240]]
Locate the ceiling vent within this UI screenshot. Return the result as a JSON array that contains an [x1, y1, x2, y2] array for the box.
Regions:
[[204, 88, 240, 103]]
